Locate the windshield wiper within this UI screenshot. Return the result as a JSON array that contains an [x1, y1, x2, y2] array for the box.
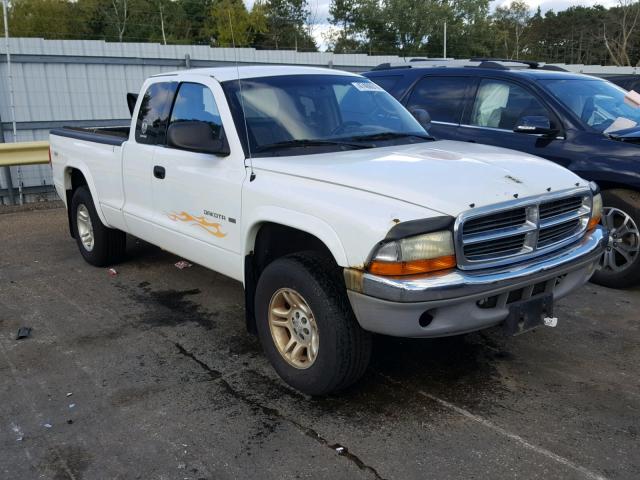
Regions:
[[346, 132, 434, 142], [255, 139, 372, 153]]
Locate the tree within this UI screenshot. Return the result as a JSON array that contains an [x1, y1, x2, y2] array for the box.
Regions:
[[111, 0, 128, 42], [174, 0, 215, 44], [328, 0, 357, 49], [523, 6, 609, 64], [203, 0, 260, 46], [492, 0, 530, 59], [254, 0, 316, 50], [328, 0, 492, 56], [8, 0, 75, 38], [603, 0, 640, 66]]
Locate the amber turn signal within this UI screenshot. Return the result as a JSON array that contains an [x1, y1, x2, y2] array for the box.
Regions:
[[587, 193, 603, 231], [369, 255, 457, 276], [587, 214, 601, 232]]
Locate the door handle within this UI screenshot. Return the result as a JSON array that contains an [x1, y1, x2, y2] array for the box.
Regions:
[[153, 165, 166, 179]]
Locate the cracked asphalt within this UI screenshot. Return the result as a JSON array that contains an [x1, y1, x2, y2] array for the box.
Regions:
[[1, 205, 639, 480]]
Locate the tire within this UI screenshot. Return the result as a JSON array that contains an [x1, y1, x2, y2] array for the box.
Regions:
[[70, 186, 126, 267], [591, 189, 640, 289], [255, 252, 372, 396]]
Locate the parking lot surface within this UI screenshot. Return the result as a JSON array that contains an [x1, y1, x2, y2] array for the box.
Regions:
[[1, 205, 639, 480]]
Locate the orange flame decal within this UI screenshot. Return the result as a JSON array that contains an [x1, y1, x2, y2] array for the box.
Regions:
[[167, 211, 227, 238]]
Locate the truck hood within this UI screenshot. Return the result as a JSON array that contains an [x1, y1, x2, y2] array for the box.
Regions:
[[251, 140, 586, 217]]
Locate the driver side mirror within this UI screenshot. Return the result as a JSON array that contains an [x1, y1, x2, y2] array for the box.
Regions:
[[167, 121, 230, 156], [513, 115, 558, 137], [409, 107, 431, 130]]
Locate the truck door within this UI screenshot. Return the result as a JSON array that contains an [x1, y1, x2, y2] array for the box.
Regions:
[[122, 80, 178, 241], [150, 79, 245, 280]]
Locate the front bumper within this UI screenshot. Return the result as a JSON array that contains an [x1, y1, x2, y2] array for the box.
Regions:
[[345, 226, 606, 337]]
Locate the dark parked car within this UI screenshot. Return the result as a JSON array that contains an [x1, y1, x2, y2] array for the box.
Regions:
[[364, 59, 640, 288], [598, 74, 640, 93]]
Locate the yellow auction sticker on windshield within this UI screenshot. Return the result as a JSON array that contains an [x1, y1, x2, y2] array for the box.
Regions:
[[352, 81, 384, 92]]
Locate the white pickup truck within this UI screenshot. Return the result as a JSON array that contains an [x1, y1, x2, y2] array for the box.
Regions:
[[51, 66, 606, 395]]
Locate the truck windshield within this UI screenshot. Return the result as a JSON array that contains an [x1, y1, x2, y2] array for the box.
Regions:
[[541, 78, 640, 134], [222, 74, 430, 157]]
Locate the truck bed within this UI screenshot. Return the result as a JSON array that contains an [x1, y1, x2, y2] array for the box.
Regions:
[[50, 126, 130, 146]]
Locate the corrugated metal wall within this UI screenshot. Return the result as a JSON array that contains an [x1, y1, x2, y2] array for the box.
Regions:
[[1, 37, 639, 204]]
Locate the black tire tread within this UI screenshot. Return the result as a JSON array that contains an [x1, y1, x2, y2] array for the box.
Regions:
[[71, 186, 126, 267], [255, 251, 372, 395], [289, 252, 372, 392]]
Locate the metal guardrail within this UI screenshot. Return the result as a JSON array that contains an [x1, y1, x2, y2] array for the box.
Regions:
[[0, 141, 51, 205], [0, 141, 50, 167]]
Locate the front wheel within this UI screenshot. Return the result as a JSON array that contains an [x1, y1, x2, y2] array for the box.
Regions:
[[255, 252, 372, 395], [591, 189, 640, 288]]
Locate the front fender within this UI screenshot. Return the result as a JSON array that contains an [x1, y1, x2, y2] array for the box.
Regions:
[[243, 206, 349, 267]]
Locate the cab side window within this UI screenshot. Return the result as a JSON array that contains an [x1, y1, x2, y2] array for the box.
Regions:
[[470, 79, 550, 130], [406, 76, 472, 124], [170, 83, 223, 139], [369, 75, 402, 92], [135, 82, 178, 145]]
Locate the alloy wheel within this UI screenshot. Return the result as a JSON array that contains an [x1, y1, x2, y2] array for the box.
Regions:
[[601, 207, 640, 272], [268, 288, 319, 369], [76, 204, 95, 252]]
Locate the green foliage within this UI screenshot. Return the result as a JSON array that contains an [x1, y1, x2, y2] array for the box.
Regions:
[[5, 0, 640, 64], [253, 0, 317, 50], [327, 0, 640, 65], [9, 0, 75, 38], [5, 0, 315, 50], [201, 0, 267, 46]]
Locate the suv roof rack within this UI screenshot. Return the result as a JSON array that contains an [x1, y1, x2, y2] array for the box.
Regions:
[[372, 58, 569, 72], [470, 58, 569, 72], [470, 57, 540, 68]]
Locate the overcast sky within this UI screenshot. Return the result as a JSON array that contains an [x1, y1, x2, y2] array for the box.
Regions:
[[244, 0, 620, 51]]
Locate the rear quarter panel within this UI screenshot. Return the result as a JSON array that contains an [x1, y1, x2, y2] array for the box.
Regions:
[[50, 133, 125, 229]]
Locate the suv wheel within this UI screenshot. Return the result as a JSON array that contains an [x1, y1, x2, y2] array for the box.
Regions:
[[591, 189, 640, 288], [255, 252, 372, 395]]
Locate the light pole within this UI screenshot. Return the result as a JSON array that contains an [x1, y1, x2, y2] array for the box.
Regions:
[[2, 0, 21, 204]]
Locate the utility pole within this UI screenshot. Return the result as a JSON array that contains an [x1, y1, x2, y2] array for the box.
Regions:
[[0, 117, 15, 205], [2, 0, 22, 204], [443, 21, 447, 59]]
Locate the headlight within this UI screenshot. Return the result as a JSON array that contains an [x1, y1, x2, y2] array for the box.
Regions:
[[368, 231, 456, 276], [587, 193, 603, 231]]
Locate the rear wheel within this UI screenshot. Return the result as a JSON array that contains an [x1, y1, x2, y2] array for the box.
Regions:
[[255, 252, 372, 395], [591, 189, 640, 288], [71, 186, 126, 267]]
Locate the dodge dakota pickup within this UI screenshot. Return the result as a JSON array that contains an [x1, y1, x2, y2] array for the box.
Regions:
[[51, 66, 606, 395]]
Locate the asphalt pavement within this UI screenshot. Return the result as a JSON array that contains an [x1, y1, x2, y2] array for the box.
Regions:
[[1, 205, 638, 480]]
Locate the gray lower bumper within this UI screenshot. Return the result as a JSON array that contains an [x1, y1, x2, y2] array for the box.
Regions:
[[345, 227, 606, 338]]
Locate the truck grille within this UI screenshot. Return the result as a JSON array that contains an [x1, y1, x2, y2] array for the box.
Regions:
[[539, 196, 584, 220], [456, 190, 592, 270], [463, 208, 527, 235]]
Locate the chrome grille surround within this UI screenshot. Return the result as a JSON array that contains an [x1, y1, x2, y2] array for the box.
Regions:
[[454, 187, 592, 270]]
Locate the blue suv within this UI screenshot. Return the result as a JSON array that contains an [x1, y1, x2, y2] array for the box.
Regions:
[[364, 59, 640, 288]]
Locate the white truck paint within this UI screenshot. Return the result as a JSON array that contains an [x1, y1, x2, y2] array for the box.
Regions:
[[50, 66, 606, 395]]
